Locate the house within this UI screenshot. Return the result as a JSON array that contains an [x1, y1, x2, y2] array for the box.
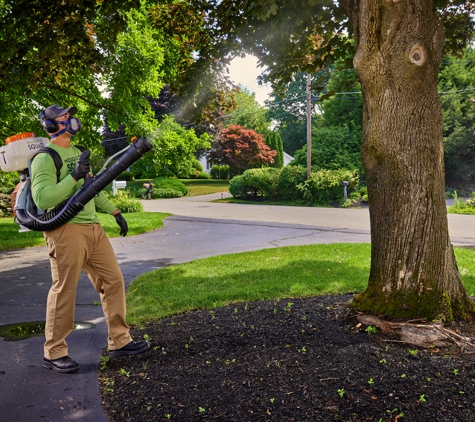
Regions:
[[283, 152, 294, 167]]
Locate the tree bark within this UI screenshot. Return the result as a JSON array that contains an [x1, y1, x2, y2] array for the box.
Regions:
[[341, 0, 475, 321]]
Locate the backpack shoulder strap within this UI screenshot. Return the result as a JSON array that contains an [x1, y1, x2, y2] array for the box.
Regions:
[[32, 147, 63, 183]]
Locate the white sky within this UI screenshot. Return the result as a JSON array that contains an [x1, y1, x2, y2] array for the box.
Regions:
[[228, 55, 272, 106]]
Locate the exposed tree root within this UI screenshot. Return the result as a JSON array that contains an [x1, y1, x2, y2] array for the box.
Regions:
[[357, 314, 475, 353]]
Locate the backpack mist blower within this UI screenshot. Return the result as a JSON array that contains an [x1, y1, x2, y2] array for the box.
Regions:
[[0, 133, 153, 232]]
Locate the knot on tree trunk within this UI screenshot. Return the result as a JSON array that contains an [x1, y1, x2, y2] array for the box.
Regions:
[[409, 43, 426, 66]]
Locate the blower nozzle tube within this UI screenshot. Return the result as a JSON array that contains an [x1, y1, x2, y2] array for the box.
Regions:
[[16, 137, 153, 232]]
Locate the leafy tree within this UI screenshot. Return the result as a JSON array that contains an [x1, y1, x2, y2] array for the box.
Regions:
[[292, 125, 362, 175], [287, 66, 364, 174], [194, 0, 475, 321], [131, 115, 211, 179], [0, 2, 164, 145], [265, 72, 314, 155], [209, 125, 276, 174], [102, 5, 165, 137], [438, 46, 475, 188], [0, 0, 236, 144], [0, 0, 139, 93], [320, 68, 363, 132], [223, 86, 270, 134], [339, 1, 475, 320], [148, 1, 239, 132]]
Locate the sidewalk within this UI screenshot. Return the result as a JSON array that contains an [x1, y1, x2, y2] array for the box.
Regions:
[[1, 195, 474, 421]]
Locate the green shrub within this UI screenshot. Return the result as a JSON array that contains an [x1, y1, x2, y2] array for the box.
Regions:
[[116, 171, 134, 181], [229, 175, 250, 198], [0, 172, 19, 194], [241, 168, 279, 198], [103, 190, 144, 213], [152, 188, 184, 198], [151, 177, 188, 196], [188, 170, 211, 179], [274, 166, 308, 200], [230, 166, 359, 204], [160, 170, 177, 178], [210, 165, 230, 180], [188, 170, 201, 179], [134, 167, 177, 179], [136, 187, 184, 199], [196, 172, 211, 179], [464, 198, 475, 207], [297, 169, 359, 204], [193, 159, 203, 172]]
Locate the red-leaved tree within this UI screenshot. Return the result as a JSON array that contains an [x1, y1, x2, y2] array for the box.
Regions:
[[210, 125, 276, 174]]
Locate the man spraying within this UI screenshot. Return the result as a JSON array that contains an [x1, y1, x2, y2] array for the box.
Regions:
[[31, 104, 150, 373]]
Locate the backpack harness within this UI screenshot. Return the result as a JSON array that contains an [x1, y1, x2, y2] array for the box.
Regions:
[[13, 146, 85, 229]]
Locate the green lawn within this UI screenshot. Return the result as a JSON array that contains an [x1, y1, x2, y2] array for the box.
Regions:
[[0, 212, 170, 250], [0, 178, 228, 250], [105, 179, 229, 198], [125, 244, 475, 326], [180, 179, 230, 196]]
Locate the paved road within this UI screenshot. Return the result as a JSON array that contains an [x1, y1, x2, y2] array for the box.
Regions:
[[1, 193, 475, 421], [141, 192, 475, 247]]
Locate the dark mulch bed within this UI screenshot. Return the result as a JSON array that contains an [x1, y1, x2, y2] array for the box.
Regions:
[[99, 294, 475, 421]]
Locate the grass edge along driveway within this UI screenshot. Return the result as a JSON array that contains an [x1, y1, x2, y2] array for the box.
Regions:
[[125, 243, 475, 326]]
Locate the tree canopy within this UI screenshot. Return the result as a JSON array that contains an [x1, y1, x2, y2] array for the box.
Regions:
[[438, 46, 475, 187], [223, 86, 270, 134], [0, 0, 237, 144], [131, 115, 211, 179]]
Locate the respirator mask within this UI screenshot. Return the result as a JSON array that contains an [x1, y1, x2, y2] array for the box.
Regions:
[[52, 116, 82, 137]]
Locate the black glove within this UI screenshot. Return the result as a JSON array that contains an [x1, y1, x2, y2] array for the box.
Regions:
[[114, 212, 128, 237], [71, 150, 91, 181]]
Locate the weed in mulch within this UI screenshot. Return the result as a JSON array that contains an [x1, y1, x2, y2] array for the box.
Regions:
[[99, 294, 475, 421]]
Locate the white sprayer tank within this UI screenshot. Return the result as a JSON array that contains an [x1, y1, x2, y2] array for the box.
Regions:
[[0, 132, 49, 172]]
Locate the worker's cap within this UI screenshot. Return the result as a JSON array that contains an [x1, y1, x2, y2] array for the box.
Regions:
[[41, 104, 78, 120]]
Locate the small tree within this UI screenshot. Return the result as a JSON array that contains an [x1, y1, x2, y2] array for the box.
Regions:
[[131, 115, 211, 178], [265, 132, 284, 168], [210, 125, 276, 174]]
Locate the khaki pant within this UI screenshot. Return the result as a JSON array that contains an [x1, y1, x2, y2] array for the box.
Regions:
[[43, 223, 132, 360]]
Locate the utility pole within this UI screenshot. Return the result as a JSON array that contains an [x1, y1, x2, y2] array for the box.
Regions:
[[306, 73, 312, 179]]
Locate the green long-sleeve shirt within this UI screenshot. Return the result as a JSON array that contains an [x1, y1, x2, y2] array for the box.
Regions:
[[30, 142, 117, 224]]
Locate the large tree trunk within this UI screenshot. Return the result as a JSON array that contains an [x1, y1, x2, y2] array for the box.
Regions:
[[341, 0, 475, 321]]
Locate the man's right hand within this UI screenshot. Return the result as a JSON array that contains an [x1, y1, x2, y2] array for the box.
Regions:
[[71, 150, 91, 181]]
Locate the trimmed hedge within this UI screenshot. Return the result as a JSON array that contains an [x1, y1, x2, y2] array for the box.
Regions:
[[229, 166, 359, 204], [152, 177, 188, 196], [298, 169, 358, 203], [210, 165, 230, 180]]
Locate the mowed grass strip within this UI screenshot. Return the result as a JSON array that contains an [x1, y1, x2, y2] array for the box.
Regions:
[[0, 212, 170, 250], [125, 244, 475, 326]]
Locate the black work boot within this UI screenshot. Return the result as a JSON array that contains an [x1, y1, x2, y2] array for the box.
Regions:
[[109, 340, 151, 358], [43, 356, 80, 373]]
